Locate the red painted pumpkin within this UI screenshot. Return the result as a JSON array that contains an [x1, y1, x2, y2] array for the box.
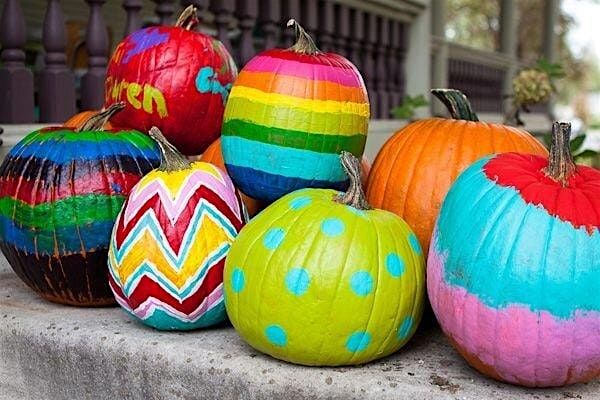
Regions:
[[104, 6, 237, 155]]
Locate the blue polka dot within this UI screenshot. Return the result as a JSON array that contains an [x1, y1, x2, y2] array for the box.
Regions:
[[285, 267, 310, 296], [397, 316, 414, 340], [263, 228, 285, 250], [346, 206, 366, 217], [231, 268, 245, 293], [290, 196, 312, 210], [265, 324, 287, 347], [321, 218, 345, 236], [385, 253, 405, 278], [350, 271, 373, 296], [346, 331, 371, 352], [409, 234, 422, 254]]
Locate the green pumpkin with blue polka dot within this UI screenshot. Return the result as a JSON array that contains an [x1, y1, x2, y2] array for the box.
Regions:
[[224, 153, 426, 366]]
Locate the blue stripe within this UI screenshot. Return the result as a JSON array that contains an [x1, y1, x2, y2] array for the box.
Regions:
[[123, 301, 226, 330], [0, 216, 114, 254], [224, 164, 348, 202], [8, 139, 160, 165], [434, 156, 600, 318], [222, 135, 347, 182]]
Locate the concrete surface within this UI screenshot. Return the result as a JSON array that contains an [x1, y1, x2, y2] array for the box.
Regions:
[[0, 256, 599, 400]]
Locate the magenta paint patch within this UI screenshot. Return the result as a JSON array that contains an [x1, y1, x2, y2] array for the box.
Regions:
[[427, 232, 600, 387]]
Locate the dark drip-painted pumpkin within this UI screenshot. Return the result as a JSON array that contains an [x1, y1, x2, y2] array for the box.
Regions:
[[104, 6, 237, 155], [0, 104, 161, 306]]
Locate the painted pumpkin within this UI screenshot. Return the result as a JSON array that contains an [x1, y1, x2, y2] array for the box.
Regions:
[[64, 109, 112, 130], [224, 152, 425, 366], [104, 6, 237, 155], [366, 89, 547, 256], [222, 19, 369, 202], [108, 127, 246, 330], [199, 138, 262, 217], [428, 122, 600, 387], [0, 104, 161, 306]]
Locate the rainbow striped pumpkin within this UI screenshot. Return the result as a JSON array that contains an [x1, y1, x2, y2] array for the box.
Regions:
[[428, 123, 600, 387], [222, 20, 369, 202], [0, 105, 161, 306], [108, 128, 246, 330]]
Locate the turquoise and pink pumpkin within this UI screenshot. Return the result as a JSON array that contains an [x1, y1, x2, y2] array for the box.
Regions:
[[428, 122, 600, 387]]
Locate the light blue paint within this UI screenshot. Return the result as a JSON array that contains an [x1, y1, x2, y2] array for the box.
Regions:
[[408, 233, 422, 255], [346, 205, 366, 217], [221, 135, 347, 182], [263, 228, 285, 250], [265, 324, 287, 346], [285, 267, 310, 296], [231, 268, 245, 293], [385, 253, 405, 278], [346, 331, 371, 352], [435, 156, 600, 319], [397, 316, 414, 340], [139, 301, 226, 331], [195, 66, 233, 104], [321, 218, 345, 236], [350, 270, 373, 296], [289, 196, 312, 210]]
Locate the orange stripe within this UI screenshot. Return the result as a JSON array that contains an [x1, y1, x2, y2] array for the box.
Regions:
[[234, 70, 369, 103]]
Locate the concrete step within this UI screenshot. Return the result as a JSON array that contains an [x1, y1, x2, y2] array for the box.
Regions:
[[0, 259, 598, 400]]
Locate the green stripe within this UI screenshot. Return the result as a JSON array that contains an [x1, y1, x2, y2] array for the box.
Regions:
[[22, 130, 155, 148], [222, 119, 367, 155], [224, 96, 368, 136], [0, 194, 125, 229]]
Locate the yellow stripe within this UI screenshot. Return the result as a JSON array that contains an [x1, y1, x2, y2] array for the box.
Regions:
[[228, 86, 370, 117], [224, 96, 369, 136]]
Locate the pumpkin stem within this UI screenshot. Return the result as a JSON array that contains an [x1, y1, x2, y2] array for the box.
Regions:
[[76, 102, 125, 132], [431, 89, 479, 122], [335, 151, 372, 210], [175, 5, 199, 31], [148, 126, 191, 172], [543, 122, 576, 186], [287, 19, 320, 55]]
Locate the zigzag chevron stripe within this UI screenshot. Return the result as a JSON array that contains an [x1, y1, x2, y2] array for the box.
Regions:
[[108, 162, 246, 330]]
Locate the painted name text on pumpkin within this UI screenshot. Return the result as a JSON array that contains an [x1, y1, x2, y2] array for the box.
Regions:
[[106, 77, 168, 118]]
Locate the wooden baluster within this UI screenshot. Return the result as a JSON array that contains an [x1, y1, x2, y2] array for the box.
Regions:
[[209, 0, 235, 52], [0, 0, 34, 123], [301, 0, 318, 47], [153, 0, 176, 25], [81, 0, 108, 110], [39, 0, 76, 122], [375, 16, 389, 118], [318, 0, 334, 52], [259, 0, 281, 50], [235, 0, 258, 65], [389, 20, 406, 109], [349, 9, 364, 74], [363, 12, 377, 118], [282, 0, 301, 47], [123, 0, 142, 36], [334, 4, 350, 57]]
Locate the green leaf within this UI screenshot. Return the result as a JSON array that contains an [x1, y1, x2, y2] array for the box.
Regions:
[[390, 94, 429, 119], [535, 58, 565, 79], [569, 134, 586, 153], [574, 149, 599, 161]]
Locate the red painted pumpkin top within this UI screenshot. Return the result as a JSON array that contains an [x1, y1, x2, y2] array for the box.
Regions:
[[104, 6, 237, 155], [484, 122, 600, 234]]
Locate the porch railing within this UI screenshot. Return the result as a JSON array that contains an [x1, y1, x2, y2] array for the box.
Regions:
[[0, 0, 423, 124]]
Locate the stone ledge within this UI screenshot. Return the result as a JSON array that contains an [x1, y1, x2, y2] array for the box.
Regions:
[[0, 258, 598, 399]]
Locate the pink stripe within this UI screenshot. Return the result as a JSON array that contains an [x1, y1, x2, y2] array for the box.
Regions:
[[428, 232, 600, 387], [243, 54, 365, 88]]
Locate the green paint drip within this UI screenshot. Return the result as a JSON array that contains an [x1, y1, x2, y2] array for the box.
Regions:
[[0, 194, 125, 229]]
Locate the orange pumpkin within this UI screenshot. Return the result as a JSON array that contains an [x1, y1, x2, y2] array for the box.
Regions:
[[366, 89, 548, 256], [360, 156, 371, 188], [64, 110, 114, 130], [199, 138, 263, 217]]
